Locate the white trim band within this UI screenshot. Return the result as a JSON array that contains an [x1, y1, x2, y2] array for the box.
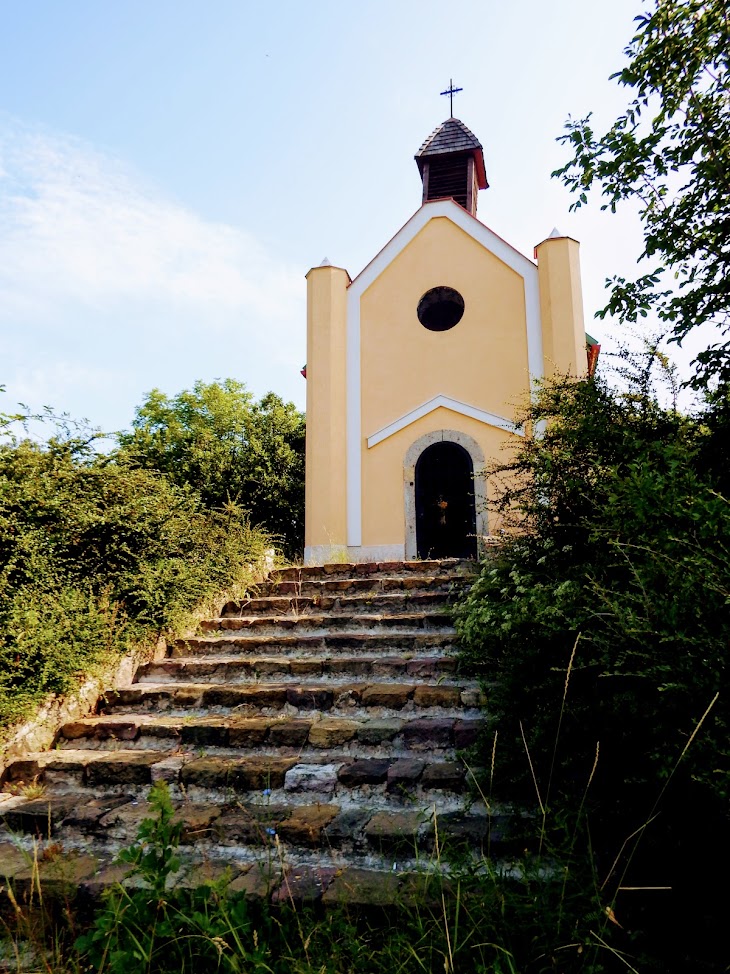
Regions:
[[367, 394, 524, 448]]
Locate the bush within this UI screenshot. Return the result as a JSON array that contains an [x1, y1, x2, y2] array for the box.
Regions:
[[0, 432, 271, 732], [455, 352, 729, 971]]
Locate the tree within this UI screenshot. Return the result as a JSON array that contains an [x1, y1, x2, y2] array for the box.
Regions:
[[554, 0, 730, 389], [116, 380, 305, 556]]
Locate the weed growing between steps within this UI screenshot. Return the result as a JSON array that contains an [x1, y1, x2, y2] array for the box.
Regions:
[[0, 782, 634, 974]]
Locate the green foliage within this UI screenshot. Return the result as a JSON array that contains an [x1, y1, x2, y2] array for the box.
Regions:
[[553, 0, 730, 388], [456, 355, 729, 971], [111, 781, 184, 900], [458, 361, 729, 801], [117, 380, 305, 556], [0, 587, 125, 727], [0, 430, 271, 732]]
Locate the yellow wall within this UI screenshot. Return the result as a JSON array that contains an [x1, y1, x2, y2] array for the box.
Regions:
[[360, 217, 530, 440], [304, 206, 586, 562]]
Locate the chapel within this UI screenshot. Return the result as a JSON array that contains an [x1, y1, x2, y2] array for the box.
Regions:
[[303, 113, 589, 565]]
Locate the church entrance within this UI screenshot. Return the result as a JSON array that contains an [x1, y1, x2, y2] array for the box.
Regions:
[[415, 441, 477, 559]]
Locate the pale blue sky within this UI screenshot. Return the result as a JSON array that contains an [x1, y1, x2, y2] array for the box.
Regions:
[[1, 0, 689, 434]]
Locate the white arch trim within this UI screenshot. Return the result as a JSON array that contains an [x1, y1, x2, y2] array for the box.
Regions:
[[367, 394, 524, 449], [346, 198, 542, 546]]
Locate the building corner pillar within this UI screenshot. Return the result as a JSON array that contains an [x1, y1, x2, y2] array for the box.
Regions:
[[304, 264, 350, 563], [535, 235, 587, 379]]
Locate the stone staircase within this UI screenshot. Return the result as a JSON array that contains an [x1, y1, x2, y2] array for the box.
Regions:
[[0, 559, 500, 906]]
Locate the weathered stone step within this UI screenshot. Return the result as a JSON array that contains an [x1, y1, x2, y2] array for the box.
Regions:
[[0, 560, 488, 910], [254, 573, 470, 598], [137, 654, 461, 684], [53, 713, 482, 752], [270, 559, 474, 584], [180, 756, 472, 802], [0, 845, 438, 911], [199, 611, 454, 636], [0, 793, 503, 874], [221, 590, 455, 617], [99, 681, 483, 715], [173, 631, 456, 658], [0, 835, 515, 911], [2, 752, 479, 809]]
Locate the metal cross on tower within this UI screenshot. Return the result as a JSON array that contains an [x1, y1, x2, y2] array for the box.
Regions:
[[440, 79, 463, 116]]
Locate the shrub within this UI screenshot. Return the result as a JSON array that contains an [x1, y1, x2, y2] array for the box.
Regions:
[[455, 353, 729, 970], [0, 433, 271, 732]]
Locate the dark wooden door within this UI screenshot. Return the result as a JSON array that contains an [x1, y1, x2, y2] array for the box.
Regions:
[[415, 442, 477, 559]]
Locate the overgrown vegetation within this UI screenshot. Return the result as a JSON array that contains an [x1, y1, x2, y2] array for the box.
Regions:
[[3, 781, 631, 974], [456, 349, 729, 972], [0, 393, 276, 735]]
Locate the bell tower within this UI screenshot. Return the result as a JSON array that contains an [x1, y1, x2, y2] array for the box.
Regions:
[[414, 117, 488, 217]]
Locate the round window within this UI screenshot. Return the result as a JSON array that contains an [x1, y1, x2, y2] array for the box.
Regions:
[[417, 286, 465, 332]]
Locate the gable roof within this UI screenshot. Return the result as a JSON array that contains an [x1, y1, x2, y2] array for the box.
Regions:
[[349, 198, 535, 292], [367, 395, 524, 448]]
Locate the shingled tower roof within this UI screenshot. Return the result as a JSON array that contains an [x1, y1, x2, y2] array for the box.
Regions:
[[417, 117, 479, 156], [415, 118, 488, 215]]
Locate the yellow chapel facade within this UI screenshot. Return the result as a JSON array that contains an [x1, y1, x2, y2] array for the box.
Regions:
[[304, 116, 587, 565]]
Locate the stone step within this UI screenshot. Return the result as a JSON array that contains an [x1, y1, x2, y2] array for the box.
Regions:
[[0, 846, 399, 911], [172, 631, 456, 658], [1, 752, 480, 809], [136, 654, 461, 684], [221, 590, 458, 617], [98, 681, 483, 715], [0, 794, 506, 881], [0, 562, 489, 909], [199, 610, 454, 636], [0, 795, 495, 853], [52, 713, 482, 752], [270, 559, 475, 584], [100, 680, 484, 712], [253, 573, 471, 598], [0, 835, 517, 911]]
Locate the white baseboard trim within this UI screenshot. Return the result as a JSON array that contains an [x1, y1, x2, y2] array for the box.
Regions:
[[304, 543, 406, 566]]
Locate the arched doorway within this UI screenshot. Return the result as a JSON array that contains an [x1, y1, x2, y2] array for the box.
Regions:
[[415, 441, 477, 559]]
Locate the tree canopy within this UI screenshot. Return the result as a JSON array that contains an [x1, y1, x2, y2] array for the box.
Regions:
[[116, 380, 305, 556], [554, 0, 730, 389]]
